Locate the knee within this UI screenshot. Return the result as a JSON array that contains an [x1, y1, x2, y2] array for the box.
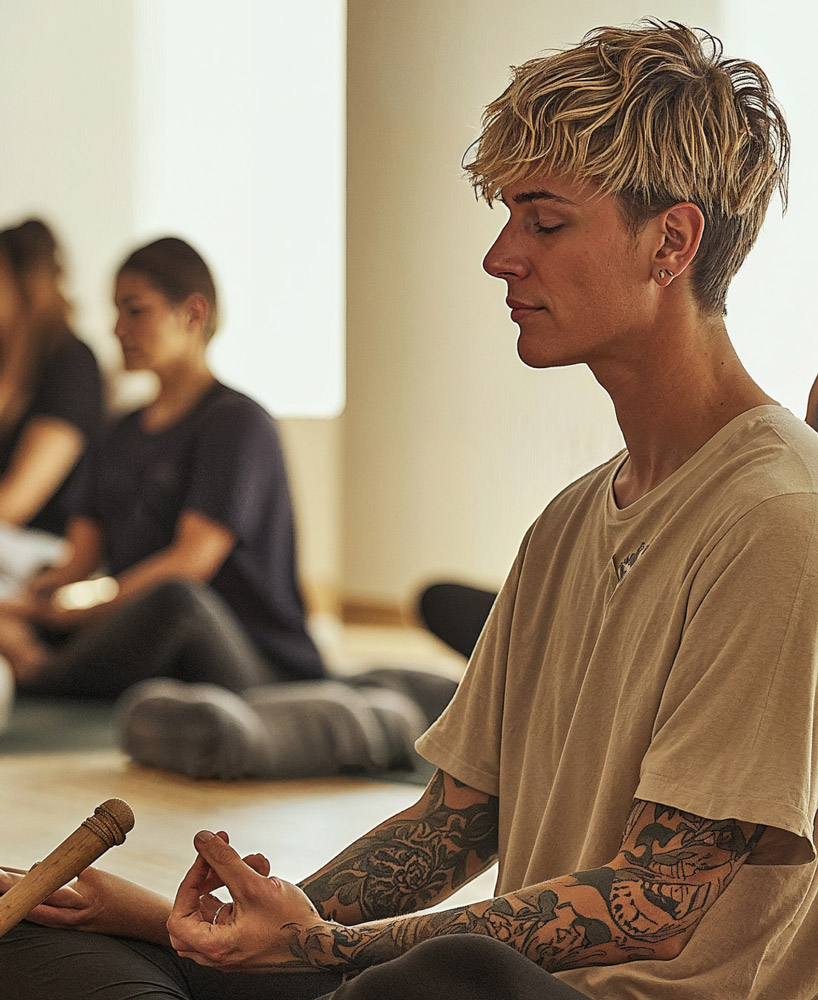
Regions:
[[405, 935, 522, 986], [134, 579, 210, 617], [339, 936, 528, 1000]]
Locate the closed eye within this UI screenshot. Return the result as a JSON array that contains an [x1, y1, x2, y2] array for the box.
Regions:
[[535, 224, 562, 234]]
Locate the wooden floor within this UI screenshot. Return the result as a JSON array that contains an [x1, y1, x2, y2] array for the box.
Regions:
[[0, 624, 497, 910]]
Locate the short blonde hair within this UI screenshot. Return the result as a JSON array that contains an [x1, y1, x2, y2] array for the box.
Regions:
[[467, 19, 790, 314]]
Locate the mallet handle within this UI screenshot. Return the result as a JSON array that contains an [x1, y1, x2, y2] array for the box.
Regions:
[[0, 798, 135, 937]]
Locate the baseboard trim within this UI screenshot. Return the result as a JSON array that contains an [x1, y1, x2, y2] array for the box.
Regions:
[[340, 598, 408, 626]]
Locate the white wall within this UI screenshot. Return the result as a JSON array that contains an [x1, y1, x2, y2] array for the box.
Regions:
[[721, 0, 818, 415], [132, 0, 346, 419], [344, 0, 723, 605], [0, 0, 135, 370]]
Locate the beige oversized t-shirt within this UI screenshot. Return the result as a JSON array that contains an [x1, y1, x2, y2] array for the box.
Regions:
[[417, 406, 818, 1000]]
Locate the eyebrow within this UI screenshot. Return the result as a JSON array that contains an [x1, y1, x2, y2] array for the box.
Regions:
[[512, 189, 577, 206]]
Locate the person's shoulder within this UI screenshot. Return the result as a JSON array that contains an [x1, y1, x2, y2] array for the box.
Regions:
[[47, 332, 101, 371], [39, 332, 102, 384], [200, 383, 276, 425], [725, 406, 818, 503], [691, 407, 818, 548], [197, 383, 280, 443]]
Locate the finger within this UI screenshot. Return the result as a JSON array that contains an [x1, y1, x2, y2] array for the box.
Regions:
[[244, 853, 270, 878], [172, 845, 221, 918], [195, 830, 233, 894], [0, 871, 78, 912], [0, 869, 24, 892], [196, 892, 228, 924], [201, 852, 269, 888], [191, 831, 265, 903], [200, 898, 233, 925], [38, 884, 85, 909]]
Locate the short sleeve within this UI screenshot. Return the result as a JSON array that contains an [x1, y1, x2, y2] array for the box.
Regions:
[[30, 338, 103, 439], [416, 523, 536, 795], [638, 493, 818, 863], [183, 394, 285, 542]]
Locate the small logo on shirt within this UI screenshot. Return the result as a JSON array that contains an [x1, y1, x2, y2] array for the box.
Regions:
[[617, 542, 649, 581]]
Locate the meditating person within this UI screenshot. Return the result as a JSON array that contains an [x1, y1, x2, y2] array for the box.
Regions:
[[0, 218, 103, 588], [2, 19, 816, 1000], [0, 219, 103, 730], [0, 236, 326, 697], [0, 234, 448, 774]]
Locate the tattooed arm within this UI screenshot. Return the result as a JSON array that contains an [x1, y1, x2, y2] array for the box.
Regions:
[[298, 769, 499, 924], [166, 797, 764, 974]]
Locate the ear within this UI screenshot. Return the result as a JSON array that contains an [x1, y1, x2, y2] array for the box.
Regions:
[[652, 202, 705, 286], [184, 293, 209, 334]]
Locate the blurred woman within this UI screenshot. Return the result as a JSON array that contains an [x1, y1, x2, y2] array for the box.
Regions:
[[0, 219, 102, 564], [0, 220, 103, 729], [1, 236, 326, 696]]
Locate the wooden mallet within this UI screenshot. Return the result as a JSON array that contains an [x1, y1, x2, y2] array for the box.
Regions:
[[0, 797, 135, 937]]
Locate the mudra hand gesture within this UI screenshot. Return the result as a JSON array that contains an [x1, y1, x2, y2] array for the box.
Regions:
[[167, 830, 336, 973]]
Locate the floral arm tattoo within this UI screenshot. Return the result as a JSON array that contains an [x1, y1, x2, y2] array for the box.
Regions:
[[293, 799, 764, 974], [299, 769, 500, 923]]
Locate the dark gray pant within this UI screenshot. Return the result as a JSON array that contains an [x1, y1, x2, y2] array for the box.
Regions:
[[0, 923, 591, 998], [21, 580, 284, 699]]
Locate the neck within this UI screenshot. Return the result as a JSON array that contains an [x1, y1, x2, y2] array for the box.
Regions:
[[593, 315, 777, 508], [144, 358, 215, 432]]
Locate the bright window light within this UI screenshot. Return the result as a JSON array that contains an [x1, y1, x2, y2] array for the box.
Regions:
[[133, 0, 346, 417]]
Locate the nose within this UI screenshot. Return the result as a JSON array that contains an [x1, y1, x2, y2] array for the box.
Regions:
[[113, 312, 126, 340], [483, 223, 528, 281]]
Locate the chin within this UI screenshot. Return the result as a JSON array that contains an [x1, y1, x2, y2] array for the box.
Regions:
[[516, 342, 574, 370]]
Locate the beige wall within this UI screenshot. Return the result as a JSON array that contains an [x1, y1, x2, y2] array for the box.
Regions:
[[278, 417, 343, 614], [341, 0, 721, 607]]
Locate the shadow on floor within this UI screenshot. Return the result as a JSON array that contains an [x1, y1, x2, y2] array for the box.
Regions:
[[0, 696, 117, 755]]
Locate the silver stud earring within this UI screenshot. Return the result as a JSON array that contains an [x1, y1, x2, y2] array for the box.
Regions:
[[658, 269, 666, 280]]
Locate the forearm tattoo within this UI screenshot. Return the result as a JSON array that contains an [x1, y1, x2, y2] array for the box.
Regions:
[[293, 799, 764, 974], [300, 770, 499, 923]]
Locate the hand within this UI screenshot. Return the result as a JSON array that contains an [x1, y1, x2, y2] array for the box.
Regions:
[[167, 830, 338, 972], [0, 607, 48, 683], [0, 865, 173, 945], [26, 566, 66, 599], [0, 587, 61, 629]]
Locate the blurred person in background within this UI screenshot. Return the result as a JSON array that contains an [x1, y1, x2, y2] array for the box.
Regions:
[[0, 218, 103, 729], [0, 235, 326, 702], [0, 233, 453, 777]]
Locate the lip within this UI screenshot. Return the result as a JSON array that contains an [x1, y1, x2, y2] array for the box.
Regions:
[[506, 298, 545, 322]]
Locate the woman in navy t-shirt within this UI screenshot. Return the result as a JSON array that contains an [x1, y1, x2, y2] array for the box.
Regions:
[[2, 236, 325, 695]]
